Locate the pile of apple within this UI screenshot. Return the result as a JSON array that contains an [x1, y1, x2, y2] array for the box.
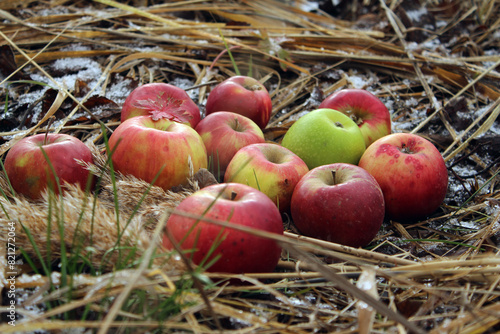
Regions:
[[3, 75, 448, 276]]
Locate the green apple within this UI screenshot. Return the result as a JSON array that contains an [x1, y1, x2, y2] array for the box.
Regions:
[[281, 108, 366, 169]]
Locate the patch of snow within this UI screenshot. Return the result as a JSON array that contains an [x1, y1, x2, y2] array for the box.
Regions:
[[50, 271, 61, 285], [60, 43, 92, 52], [287, 296, 311, 307], [405, 97, 419, 107], [430, 96, 442, 109], [383, 98, 395, 113], [169, 77, 197, 101], [105, 77, 134, 105], [421, 38, 442, 51], [406, 7, 428, 22], [436, 20, 448, 28], [31, 58, 102, 91], [16, 87, 46, 107], [298, 0, 319, 12], [347, 75, 368, 89], [393, 106, 427, 132], [289, 110, 309, 121], [29, 6, 70, 17], [16, 274, 43, 284], [406, 42, 419, 51]]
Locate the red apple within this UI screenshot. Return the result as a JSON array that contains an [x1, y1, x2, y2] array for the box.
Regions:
[[319, 89, 391, 147], [163, 183, 283, 274], [121, 83, 201, 128], [4, 133, 94, 200], [194, 111, 265, 179], [358, 133, 448, 221], [290, 163, 385, 247], [224, 143, 309, 212], [108, 115, 207, 191], [205, 76, 273, 129]]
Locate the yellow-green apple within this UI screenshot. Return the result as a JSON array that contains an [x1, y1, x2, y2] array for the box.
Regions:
[[4, 133, 94, 200], [281, 108, 366, 169], [163, 183, 283, 274], [108, 115, 207, 191], [318, 88, 391, 147], [224, 143, 309, 212], [205, 76, 273, 129], [358, 133, 448, 221], [290, 163, 385, 247], [120, 83, 201, 128], [194, 111, 265, 179]]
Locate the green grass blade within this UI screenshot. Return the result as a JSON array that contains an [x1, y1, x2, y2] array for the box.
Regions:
[[219, 28, 240, 75]]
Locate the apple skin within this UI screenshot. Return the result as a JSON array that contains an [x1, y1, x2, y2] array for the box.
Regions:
[[205, 76, 273, 129], [290, 163, 385, 248], [194, 111, 265, 178], [224, 143, 309, 212], [108, 115, 207, 191], [281, 108, 366, 169], [318, 89, 391, 147], [163, 183, 283, 274], [358, 133, 448, 221], [120, 83, 201, 128], [4, 133, 94, 200]]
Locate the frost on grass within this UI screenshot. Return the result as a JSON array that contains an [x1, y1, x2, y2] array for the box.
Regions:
[[33, 57, 103, 91]]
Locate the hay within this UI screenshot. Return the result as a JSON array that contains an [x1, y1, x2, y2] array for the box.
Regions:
[[0, 0, 499, 332]]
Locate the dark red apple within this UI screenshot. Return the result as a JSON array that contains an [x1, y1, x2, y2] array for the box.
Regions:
[[194, 111, 265, 178], [205, 76, 273, 129], [291, 163, 385, 247]]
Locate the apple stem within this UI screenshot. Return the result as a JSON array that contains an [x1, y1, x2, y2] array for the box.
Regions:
[[331, 170, 336, 185], [44, 116, 56, 145], [231, 191, 237, 201]]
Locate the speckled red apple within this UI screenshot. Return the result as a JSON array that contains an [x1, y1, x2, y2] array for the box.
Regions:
[[358, 133, 448, 221]]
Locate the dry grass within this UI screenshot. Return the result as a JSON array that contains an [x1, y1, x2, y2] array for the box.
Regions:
[[0, 0, 499, 333]]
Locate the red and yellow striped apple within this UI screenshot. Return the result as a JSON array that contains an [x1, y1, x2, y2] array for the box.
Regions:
[[4, 133, 94, 199], [108, 115, 207, 191]]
